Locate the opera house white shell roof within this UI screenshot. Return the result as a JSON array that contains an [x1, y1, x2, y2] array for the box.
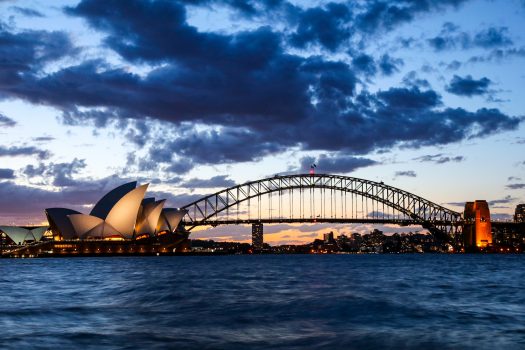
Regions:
[[45, 182, 187, 240], [0, 226, 48, 245]]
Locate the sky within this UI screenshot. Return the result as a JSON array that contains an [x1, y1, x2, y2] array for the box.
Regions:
[[0, 0, 524, 244]]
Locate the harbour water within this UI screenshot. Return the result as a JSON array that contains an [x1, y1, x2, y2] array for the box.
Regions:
[[1, 255, 524, 349]]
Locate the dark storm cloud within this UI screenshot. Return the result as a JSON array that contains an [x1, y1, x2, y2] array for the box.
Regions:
[[0, 175, 129, 220], [0, 145, 50, 159], [0, 113, 16, 127], [352, 54, 377, 77], [378, 54, 403, 76], [0, 168, 15, 179], [10, 6, 45, 17], [355, 0, 468, 34], [394, 170, 416, 178], [428, 24, 513, 51], [473, 27, 513, 48], [402, 71, 430, 89], [467, 47, 525, 64], [296, 154, 378, 174], [446, 75, 492, 97], [507, 183, 525, 190], [289, 2, 352, 51], [0, 22, 75, 86], [0, 0, 520, 176], [181, 175, 236, 189], [23, 158, 87, 187], [0, 171, 196, 222], [414, 154, 464, 164]]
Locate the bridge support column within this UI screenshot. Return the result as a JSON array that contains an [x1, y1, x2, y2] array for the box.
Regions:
[[252, 223, 263, 251], [463, 201, 492, 251]]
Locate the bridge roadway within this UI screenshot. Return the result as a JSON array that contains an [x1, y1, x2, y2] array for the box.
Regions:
[[185, 218, 462, 227]]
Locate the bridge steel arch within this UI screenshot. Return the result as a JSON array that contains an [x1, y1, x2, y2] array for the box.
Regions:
[[181, 174, 462, 239]]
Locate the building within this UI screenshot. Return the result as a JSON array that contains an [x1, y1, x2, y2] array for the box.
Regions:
[[0, 226, 48, 246], [2, 181, 189, 257], [323, 231, 334, 243], [252, 223, 263, 250], [45, 182, 187, 240], [515, 204, 525, 223]]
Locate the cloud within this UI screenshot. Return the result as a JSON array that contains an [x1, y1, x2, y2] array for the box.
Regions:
[[446, 75, 492, 97], [10, 6, 45, 17], [378, 54, 403, 76], [295, 153, 378, 174], [445, 201, 466, 207], [473, 27, 513, 49], [181, 175, 236, 189], [23, 158, 87, 187], [0, 22, 76, 87], [491, 213, 513, 221], [0, 113, 16, 127], [352, 54, 377, 77], [428, 23, 513, 51], [394, 170, 416, 178], [32, 136, 55, 142], [356, 1, 468, 35], [0, 172, 199, 223], [0, 145, 50, 159], [488, 195, 516, 206], [414, 154, 465, 164], [289, 2, 352, 51], [0, 168, 15, 179], [0, 176, 128, 222], [402, 71, 430, 88], [507, 183, 525, 190], [0, 0, 519, 177]]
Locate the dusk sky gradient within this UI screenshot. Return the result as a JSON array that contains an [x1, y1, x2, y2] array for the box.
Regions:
[[0, 0, 524, 244]]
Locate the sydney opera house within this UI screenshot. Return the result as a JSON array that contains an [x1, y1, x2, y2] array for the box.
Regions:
[[0, 182, 188, 257]]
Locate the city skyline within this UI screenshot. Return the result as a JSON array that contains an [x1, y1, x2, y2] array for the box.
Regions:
[[0, 0, 524, 244]]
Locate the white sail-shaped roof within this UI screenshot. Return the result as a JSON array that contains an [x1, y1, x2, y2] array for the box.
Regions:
[[68, 214, 105, 237], [30, 227, 48, 241], [157, 208, 187, 233], [0, 226, 32, 245], [136, 199, 166, 236], [45, 208, 81, 239], [105, 184, 148, 239], [90, 181, 137, 219]]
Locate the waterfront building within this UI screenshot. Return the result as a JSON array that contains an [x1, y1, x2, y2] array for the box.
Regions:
[[45, 182, 187, 240], [252, 223, 263, 250], [1, 182, 190, 257], [323, 231, 334, 243], [0, 226, 48, 245]]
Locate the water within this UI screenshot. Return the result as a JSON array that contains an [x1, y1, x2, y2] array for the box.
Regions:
[[1, 255, 524, 349]]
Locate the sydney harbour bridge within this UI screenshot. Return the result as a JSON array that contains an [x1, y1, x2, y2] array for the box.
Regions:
[[180, 174, 465, 243]]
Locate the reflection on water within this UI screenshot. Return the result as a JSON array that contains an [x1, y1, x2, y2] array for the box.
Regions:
[[1, 255, 524, 349]]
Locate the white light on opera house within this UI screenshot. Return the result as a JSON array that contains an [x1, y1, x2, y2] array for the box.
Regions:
[[0, 182, 186, 245]]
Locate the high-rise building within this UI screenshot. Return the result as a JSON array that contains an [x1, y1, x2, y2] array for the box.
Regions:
[[515, 204, 525, 222], [323, 231, 334, 243], [252, 223, 263, 250]]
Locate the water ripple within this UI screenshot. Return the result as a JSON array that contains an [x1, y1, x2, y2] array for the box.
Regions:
[[1, 255, 524, 349]]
